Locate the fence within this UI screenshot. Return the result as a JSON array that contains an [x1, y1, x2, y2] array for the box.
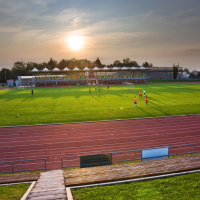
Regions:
[[61, 142, 200, 169], [0, 159, 46, 174]]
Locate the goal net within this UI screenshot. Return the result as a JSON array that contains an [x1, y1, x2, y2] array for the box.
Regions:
[[123, 82, 136, 92]]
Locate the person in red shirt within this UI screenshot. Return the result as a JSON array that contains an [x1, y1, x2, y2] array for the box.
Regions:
[[145, 95, 148, 105], [107, 85, 109, 90], [134, 96, 137, 107], [139, 91, 142, 98]]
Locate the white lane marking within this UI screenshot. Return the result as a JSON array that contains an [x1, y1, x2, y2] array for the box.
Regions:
[[1, 139, 200, 162], [0, 128, 200, 149], [0, 125, 200, 143], [1, 135, 200, 156]]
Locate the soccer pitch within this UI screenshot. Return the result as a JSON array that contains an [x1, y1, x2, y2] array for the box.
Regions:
[[0, 83, 200, 127]]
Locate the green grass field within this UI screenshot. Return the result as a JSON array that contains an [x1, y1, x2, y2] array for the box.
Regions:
[[0, 83, 200, 127], [72, 172, 200, 200], [0, 183, 31, 200]]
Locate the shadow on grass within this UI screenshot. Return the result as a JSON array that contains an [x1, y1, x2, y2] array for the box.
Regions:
[[150, 97, 166, 105], [149, 104, 169, 116], [20, 96, 31, 102], [91, 95, 104, 105], [137, 106, 155, 117]]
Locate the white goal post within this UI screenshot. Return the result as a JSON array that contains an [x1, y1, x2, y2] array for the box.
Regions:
[[123, 82, 136, 92]]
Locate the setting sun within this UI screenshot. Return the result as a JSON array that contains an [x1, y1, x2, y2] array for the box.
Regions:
[[67, 36, 84, 51]]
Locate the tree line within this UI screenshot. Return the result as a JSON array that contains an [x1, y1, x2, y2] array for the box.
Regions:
[[0, 57, 154, 82]]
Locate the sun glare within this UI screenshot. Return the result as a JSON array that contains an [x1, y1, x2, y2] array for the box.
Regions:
[[67, 36, 84, 51]]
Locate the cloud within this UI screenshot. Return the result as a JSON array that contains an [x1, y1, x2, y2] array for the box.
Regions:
[[30, 0, 58, 5], [0, 26, 22, 33], [42, 8, 91, 27]]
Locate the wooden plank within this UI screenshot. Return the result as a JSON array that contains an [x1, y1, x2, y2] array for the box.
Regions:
[[0, 173, 40, 184], [27, 170, 67, 200], [64, 155, 200, 186]]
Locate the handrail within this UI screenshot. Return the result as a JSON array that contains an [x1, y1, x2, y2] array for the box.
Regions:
[[61, 142, 200, 169], [0, 158, 46, 174]]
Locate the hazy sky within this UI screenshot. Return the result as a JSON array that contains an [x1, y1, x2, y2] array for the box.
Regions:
[[0, 0, 200, 70]]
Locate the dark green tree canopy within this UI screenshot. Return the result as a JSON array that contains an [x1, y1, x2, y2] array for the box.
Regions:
[[142, 62, 153, 67], [47, 58, 57, 70], [184, 68, 190, 74], [113, 60, 121, 66], [2, 57, 156, 78], [173, 65, 178, 79], [0, 68, 14, 83], [94, 57, 102, 67]]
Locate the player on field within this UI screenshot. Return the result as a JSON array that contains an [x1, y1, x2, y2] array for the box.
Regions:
[[89, 87, 91, 93], [31, 90, 34, 95], [99, 86, 101, 93], [145, 95, 148, 105], [143, 89, 146, 97], [95, 87, 97, 92], [107, 85, 109, 90], [139, 91, 142, 98], [134, 96, 137, 107]]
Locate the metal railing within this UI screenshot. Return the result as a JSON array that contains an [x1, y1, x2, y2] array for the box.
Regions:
[[0, 158, 46, 174], [61, 142, 200, 169]]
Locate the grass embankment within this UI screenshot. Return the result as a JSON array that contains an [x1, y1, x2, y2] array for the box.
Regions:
[[0, 170, 43, 176], [0, 83, 200, 127], [0, 183, 31, 200], [72, 172, 200, 200]]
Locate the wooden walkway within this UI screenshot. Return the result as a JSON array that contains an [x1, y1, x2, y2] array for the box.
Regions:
[[27, 169, 67, 200], [0, 173, 40, 184], [64, 154, 200, 186]]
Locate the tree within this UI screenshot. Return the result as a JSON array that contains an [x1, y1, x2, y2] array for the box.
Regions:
[[129, 61, 139, 67], [173, 65, 178, 79], [113, 60, 121, 66], [12, 62, 28, 78], [184, 68, 190, 74], [0, 68, 14, 83], [47, 58, 57, 70], [142, 62, 153, 67], [94, 57, 102, 67], [142, 62, 149, 67], [57, 59, 67, 70], [26, 62, 34, 72], [189, 73, 196, 79], [197, 72, 200, 79], [122, 58, 130, 65]]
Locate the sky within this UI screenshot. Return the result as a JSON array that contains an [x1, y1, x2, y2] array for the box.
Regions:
[[0, 0, 200, 70]]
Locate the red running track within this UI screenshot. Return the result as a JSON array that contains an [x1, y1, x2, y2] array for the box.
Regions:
[[0, 115, 200, 171]]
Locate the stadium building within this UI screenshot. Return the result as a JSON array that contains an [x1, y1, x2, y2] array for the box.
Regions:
[[17, 66, 183, 86]]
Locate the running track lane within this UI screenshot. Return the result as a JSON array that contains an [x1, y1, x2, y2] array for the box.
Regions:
[[0, 115, 200, 171]]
